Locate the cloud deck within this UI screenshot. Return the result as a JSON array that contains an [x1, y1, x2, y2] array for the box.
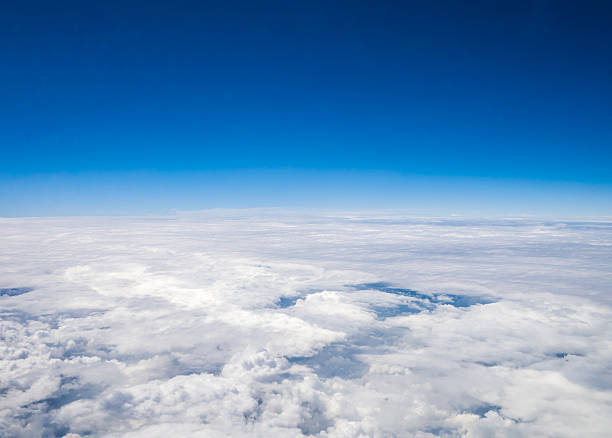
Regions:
[[1, 213, 611, 437]]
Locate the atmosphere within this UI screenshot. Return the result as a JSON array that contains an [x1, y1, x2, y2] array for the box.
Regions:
[[2, 1, 612, 215]]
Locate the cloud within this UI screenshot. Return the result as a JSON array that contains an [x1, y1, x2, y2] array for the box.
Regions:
[[1, 213, 611, 436]]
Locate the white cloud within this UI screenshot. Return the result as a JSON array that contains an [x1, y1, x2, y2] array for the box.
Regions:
[[1, 213, 611, 436]]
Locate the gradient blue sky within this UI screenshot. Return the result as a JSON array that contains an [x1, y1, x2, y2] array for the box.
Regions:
[[2, 1, 611, 216]]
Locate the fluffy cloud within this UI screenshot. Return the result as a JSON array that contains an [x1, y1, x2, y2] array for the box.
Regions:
[[1, 213, 611, 437]]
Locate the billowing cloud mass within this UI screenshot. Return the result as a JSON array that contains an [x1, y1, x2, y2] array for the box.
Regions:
[[1, 211, 611, 437]]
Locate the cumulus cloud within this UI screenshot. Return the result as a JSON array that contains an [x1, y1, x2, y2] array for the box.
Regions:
[[0, 213, 611, 437]]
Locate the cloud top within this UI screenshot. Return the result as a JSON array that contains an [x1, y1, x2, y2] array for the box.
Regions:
[[1, 213, 611, 437]]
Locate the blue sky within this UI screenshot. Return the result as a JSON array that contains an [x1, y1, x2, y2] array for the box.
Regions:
[[1, 1, 611, 216]]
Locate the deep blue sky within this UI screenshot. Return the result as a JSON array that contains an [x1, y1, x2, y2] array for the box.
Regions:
[[1, 1, 612, 215]]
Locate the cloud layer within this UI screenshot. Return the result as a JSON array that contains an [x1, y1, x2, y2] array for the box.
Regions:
[[1, 212, 611, 437]]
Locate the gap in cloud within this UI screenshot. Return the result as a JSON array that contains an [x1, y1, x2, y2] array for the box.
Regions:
[[41, 377, 100, 411], [466, 404, 503, 418], [288, 342, 370, 380], [276, 296, 303, 308], [0, 287, 34, 296], [276, 283, 496, 321], [554, 352, 585, 359], [275, 288, 324, 308], [350, 282, 497, 316]]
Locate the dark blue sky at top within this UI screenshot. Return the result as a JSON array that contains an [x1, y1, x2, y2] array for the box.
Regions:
[[1, 1, 612, 216]]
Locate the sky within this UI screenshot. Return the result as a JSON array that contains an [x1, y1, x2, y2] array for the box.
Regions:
[[2, 0, 612, 216]]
